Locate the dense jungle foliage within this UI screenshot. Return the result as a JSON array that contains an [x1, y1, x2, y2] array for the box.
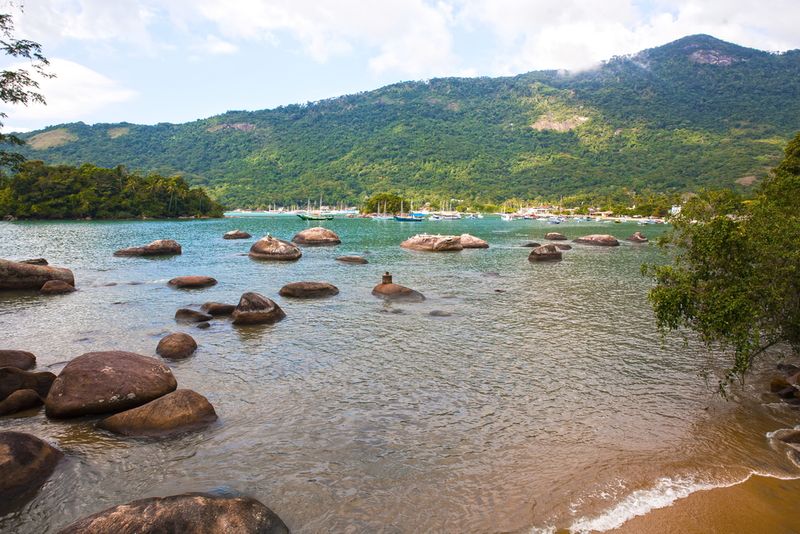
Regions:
[[10, 35, 800, 208]]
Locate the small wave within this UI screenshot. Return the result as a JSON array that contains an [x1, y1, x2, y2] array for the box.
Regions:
[[568, 471, 800, 533]]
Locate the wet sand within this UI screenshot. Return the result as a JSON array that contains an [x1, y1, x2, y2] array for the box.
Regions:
[[611, 474, 800, 534]]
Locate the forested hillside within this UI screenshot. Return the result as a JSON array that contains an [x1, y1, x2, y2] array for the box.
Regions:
[[12, 35, 800, 208]]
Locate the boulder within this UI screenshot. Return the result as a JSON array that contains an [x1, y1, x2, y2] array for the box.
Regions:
[[0, 368, 56, 400], [627, 231, 649, 243], [168, 276, 218, 289], [249, 235, 302, 261], [429, 310, 452, 317], [232, 292, 286, 325], [0, 389, 42, 416], [528, 244, 563, 262], [40, 280, 76, 295], [336, 255, 368, 264], [770, 376, 791, 393], [278, 282, 339, 299], [400, 234, 463, 252], [0, 350, 36, 370], [98, 389, 217, 437], [223, 229, 252, 240], [292, 226, 341, 246], [45, 351, 177, 419], [19, 258, 48, 265], [200, 302, 236, 316], [0, 259, 74, 290], [0, 432, 62, 510], [574, 234, 620, 246], [156, 333, 198, 359], [522, 242, 541, 248], [57, 492, 289, 534], [544, 232, 567, 241], [113, 239, 182, 257], [372, 274, 425, 303], [771, 428, 800, 445], [554, 244, 572, 251], [460, 234, 489, 249], [175, 308, 214, 322], [196, 322, 211, 329]]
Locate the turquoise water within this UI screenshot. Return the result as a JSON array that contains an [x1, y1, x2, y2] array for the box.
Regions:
[[1, 217, 798, 533]]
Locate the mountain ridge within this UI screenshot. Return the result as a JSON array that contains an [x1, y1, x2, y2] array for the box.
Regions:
[[11, 34, 800, 207]]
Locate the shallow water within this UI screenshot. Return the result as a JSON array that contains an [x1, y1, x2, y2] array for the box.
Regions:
[[1, 217, 798, 533]]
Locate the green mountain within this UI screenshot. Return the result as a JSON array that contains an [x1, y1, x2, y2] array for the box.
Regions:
[[12, 35, 800, 208]]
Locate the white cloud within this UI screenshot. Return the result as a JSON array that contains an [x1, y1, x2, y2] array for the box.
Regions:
[[0, 58, 137, 127], [200, 35, 239, 55]]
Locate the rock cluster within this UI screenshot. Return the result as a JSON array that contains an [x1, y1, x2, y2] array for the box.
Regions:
[[113, 239, 182, 257], [292, 226, 341, 246], [249, 235, 302, 261], [0, 259, 75, 290]]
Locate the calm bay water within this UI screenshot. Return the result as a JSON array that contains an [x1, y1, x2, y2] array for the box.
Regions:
[[1, 217, 799, 533]]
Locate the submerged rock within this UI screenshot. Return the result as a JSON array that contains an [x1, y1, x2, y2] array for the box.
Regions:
[[574, 234, 620, 246], [223, 229, 251, 240], [98, 389, 217, 437], [278, 282, 339, 299], [196, 322, 211, 330], [544, 232, 567, 241], [400, 234, 462, 252], [292, 226, 341, 246], [249, 235, 302, 261], [0, 368, 56, 401], [19, 258, 48, 265], [232, 292, 286, 325], [156, 333, 198, 360], [429, 310, 452, 317], [528, 244, 563, 262], [0, 259, 74, 290], [0, 350, 36, 370], [0, 389, 42, 416], [45, 351, 177, 419], [554, 244, 572, 251], [372, 273, 425, 302], [459, 234, 489, 249], [57, 492, 289, 534], [113, 239, 182, 257], [627, 231, 649, 243], [175, 309, 214, 323], [168, 276, 217, 289], [336, 255, 368, 264], [200, 302, 236, 316], [40, 280, 76, 295], [522, 242, 541, 248], [0, 432, 62, 510]]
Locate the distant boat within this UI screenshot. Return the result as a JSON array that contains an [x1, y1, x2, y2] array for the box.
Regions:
[[297, 213, 333, 221], [394, 200, 424, 222]]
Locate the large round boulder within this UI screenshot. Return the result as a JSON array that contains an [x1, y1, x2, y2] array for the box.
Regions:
[[98, 389, 217, 437], [232, 292, 286, 325], [0, 259, 74, 290], [0, 368, 56, 401], [168, 276, 217, 289], [0, 389, 42, 416], [0, 350, 36, 370], [45, 351, 177, 419], [223, 229, 252, 240], [279, 282, 339, 299], [175, 308, 214, 322], [249, 235, 302, 261], [627, 231, 649, 243], [0, 432, 62, 511], [113, 239, 182, 257], [200, 302, 236, 316], [460, 234, 489, 249], [544, 232, 567, 241], [40, 280, 76, 295], [574, 234, 620, 246], [57, 492, 289, 534], [156, 333, 198, 360], [528, 244, 563, 262], [292, 226, 341, 246], [400, 234, 462, 252], [336, 255, 368, 264]]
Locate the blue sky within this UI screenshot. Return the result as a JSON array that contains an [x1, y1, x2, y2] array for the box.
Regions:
[[1, 0, 798, 131]]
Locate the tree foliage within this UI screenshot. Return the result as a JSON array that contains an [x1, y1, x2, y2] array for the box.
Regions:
[[0, 161, 223, 219], [646, 132, 800, 389]]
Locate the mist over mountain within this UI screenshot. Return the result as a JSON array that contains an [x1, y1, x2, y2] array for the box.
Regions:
[[13, 34, 800, 207]]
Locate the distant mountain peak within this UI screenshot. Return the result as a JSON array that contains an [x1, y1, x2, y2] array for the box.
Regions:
[[641, 34, 766, 66]]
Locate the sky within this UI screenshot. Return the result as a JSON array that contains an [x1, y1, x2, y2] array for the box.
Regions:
[[1, 0, 798, 131]]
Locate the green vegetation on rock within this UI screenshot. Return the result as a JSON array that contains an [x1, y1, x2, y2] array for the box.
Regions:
[[0, 161, 223, 219], [9, 35, 800, 208]]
